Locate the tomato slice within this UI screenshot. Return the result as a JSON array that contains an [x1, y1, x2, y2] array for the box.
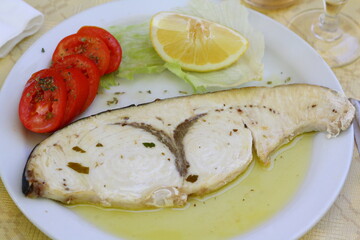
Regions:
[[78, 26, 122, 74], [58, 67, 89, 125], [19, 69, 67, 133], [52, 33, 110, 75], [52, 54, 100, 111]]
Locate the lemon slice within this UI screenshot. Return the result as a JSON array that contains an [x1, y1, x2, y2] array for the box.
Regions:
[[150, 12, 249, 72]]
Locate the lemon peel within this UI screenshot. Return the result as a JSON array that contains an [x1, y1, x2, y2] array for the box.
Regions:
[[150, 12, 249, 72]]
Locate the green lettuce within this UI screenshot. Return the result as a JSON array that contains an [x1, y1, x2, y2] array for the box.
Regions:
[[103, 0, 264, 92], [99, 72, 118, 89], [109, 23, 166, 79]]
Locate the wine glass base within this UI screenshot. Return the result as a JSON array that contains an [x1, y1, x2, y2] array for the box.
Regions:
[[288, 9, 360, 68]]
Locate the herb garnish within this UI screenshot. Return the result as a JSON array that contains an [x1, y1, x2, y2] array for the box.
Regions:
[[143, 142, 156, 148], [36, 77, 57, 92], [72, 146, 86, 153], [67, 162, 89, 174], [186, 174, 198, 183], [107, 97, 119, 105], [45, 112, 54, 120]]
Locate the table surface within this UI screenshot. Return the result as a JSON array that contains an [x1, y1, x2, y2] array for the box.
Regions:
[[1, 0, 359, 239]]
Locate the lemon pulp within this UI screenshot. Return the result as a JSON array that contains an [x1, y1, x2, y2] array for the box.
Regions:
[[150, 12, 249, 72]]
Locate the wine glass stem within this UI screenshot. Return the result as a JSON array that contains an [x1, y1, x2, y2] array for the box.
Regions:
[[312, 0, 348, 42]]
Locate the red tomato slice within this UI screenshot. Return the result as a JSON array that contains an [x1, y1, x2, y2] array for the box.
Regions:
[[78, 26, 122, 74], [52, 33, 110, 75], [19, 69, 67, 133], [52, 54, 101, 111], [58, 67, 89, 125]]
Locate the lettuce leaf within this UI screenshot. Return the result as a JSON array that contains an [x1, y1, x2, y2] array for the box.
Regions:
[[99, 72, 118, 89], [104, 0, 264, 92], [108, 23, 166, 80]]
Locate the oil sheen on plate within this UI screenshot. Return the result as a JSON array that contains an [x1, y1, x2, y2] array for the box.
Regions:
[[69, 133, 313, 240]]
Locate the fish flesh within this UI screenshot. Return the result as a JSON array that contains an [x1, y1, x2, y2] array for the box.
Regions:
[[22, 84, 355, 209]]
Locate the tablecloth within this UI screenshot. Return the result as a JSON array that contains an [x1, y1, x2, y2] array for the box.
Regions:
[[0, 0, 359, 239]]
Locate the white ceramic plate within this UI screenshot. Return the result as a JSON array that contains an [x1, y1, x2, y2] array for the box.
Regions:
[[0, 1, 354, 239]]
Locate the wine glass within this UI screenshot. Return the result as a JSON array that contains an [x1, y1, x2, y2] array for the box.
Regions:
[[288, 0, 360, 68]]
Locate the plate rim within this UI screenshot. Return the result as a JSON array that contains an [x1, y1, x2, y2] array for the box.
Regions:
[[0, 1, 354, 239]]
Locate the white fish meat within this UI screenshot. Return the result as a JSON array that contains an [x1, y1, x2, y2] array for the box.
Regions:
[[23, 84, 355, 209]]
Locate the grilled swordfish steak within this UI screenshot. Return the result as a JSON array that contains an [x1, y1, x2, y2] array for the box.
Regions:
[[23, 84, 355, 209]]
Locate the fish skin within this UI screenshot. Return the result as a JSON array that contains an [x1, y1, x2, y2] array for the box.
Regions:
[[22, 84, 355, 209]]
